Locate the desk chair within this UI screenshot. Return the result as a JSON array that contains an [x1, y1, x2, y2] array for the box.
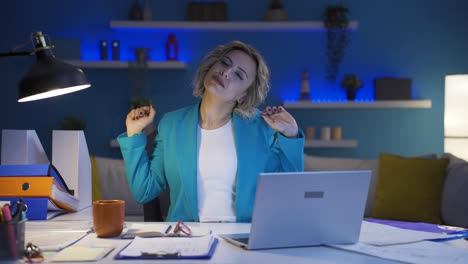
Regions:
[[143, 198, 163, 221], [143, 189, 170, 221], [143, 127, 171, 222]]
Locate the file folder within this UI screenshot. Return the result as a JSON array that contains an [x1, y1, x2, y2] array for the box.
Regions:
[[0, 176, 65, 196], [0, 164, 78, 218], [0, 164, 70, 192]]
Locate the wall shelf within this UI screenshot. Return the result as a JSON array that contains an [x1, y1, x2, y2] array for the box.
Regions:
[[284, 100, 432, 109], [110, 20, 359, 32], [65, 60, 187, 69], [305, 140, 358, 148]]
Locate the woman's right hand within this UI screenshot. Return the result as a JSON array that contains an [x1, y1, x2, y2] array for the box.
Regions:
[[125, 105, 156, 137]]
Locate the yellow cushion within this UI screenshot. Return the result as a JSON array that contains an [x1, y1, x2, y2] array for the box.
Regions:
[[90, 155, 103, 201], [370, 153, 449, 224]]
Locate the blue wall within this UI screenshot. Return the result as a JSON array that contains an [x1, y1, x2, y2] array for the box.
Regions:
[[1, 0, 468, 159]]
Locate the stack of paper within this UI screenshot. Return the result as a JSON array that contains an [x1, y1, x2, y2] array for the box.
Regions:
[[327, 221, 468, 264], [359, 221, 454, 246], [331, 241, 468, 264]]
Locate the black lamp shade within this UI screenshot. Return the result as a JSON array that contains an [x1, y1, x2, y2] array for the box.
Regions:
[[18, 48, 90, 102]]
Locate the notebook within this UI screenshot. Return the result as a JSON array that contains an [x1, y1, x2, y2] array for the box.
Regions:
[[114, 235, 218, 259], [220, 170, 371, 250]]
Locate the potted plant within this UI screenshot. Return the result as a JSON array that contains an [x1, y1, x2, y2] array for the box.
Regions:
[[59, 116, 86, 131], [341, 74, 363, 101], [264, 0, 288, 21], [323, 5, 349, 83]]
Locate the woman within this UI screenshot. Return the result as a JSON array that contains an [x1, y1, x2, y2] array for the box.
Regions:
[[118, 41, 304, 222]]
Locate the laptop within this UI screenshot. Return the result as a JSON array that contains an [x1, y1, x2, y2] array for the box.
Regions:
[[220, 170, 371, 250]]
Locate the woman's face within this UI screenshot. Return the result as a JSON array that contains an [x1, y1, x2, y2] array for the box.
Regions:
[[203, 50, 257, 104]]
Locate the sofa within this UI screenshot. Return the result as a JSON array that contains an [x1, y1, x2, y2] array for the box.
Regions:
[[92, 152, 468, 227], [304, 153, 468, 227]]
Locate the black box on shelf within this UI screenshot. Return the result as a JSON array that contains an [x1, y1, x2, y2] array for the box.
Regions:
[[0, 220, 25, 260], [374, 77, 412, 100]]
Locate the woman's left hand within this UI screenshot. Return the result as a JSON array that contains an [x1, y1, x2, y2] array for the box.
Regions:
[[262, 106, 299, 138]]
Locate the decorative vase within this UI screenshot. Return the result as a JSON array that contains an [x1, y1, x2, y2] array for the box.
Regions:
[[143, 0, 153, 21], [129, 0, 143, 20], [165, 34, 179, 61], [264, 9, 288, 21], [299, 71, 310, 100]]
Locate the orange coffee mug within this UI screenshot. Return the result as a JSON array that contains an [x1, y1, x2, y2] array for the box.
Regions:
[[93, 200, 125, 238]]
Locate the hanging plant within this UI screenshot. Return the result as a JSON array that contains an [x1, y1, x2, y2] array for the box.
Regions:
[[323, 5, 349, 83]]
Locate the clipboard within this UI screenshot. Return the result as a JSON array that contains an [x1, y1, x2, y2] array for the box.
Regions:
[[114, 236, 219, 260]]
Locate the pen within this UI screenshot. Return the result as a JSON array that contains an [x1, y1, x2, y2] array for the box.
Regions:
[[165, 225, 172, 235]]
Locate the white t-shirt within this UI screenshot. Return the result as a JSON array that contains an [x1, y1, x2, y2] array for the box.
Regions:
[[197, 120, 237, 222]]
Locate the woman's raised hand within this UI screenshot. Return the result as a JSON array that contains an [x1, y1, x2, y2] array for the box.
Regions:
[[126, 105, 156, 137], [262, 106, 299, 138]]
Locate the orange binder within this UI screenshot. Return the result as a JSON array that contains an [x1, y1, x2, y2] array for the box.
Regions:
[[0, 177, 56, 196], [0, 177, 78, 211], [0, 164, 79, 211]]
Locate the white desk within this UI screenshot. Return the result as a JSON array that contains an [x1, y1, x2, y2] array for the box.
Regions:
[[25, 209, 467, 264]]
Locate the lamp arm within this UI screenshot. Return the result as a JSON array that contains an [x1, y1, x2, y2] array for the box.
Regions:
[[0, 51, 33, 57], [1, 32, 53, 58]]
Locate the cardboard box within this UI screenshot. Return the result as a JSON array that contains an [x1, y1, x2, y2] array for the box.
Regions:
[[374, 78, 412, 100]]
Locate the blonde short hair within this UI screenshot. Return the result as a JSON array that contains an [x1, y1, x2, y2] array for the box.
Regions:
[[192, 41, 270, 118]]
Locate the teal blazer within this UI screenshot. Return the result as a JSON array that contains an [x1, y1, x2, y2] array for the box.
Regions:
[[118, 102, 304, 222]]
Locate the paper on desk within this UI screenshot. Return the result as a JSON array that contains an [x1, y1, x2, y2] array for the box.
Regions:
[[119, 236, 215, 257], [360, 221, 453, 246], [26, 220, 92, 232], [51, 246, 114, 262], [26, 230, 89, 251], [365, 218, 467, 234], [26, 221, 92, 251], [330, 241, 468, 264]]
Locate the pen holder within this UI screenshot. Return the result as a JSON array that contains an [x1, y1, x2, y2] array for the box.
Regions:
[[0, 220, 26, 260]]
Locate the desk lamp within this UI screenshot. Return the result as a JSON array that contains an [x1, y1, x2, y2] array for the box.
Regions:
[[0, 31, 91, 102]]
